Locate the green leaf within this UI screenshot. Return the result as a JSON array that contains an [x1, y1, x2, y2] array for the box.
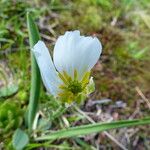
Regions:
[[36, 117, 150, 141], [0, 84, 18, 97], [12, 129, 29, 150], [27, 12, 41, 130]]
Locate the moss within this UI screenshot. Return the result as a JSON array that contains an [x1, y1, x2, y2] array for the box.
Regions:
[[0, 101, 23, 137], [59, 1, 102, 33], [81, 6, 102, 32]]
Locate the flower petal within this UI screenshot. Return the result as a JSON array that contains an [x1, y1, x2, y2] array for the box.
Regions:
[[32, 41, 61, 96], [53, 30, 102, 80]]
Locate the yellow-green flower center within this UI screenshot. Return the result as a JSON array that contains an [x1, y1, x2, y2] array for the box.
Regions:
[[67, 80, 82, 94], [58, 70, 90, 103]]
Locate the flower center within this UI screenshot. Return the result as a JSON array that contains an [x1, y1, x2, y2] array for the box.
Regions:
[[58, 70, 90, 95], [57, 70, 91, 103], [67, 80, 82, 94]]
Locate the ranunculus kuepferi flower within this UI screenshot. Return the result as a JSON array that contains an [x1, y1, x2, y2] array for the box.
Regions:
[[32, 30, 102, 103]]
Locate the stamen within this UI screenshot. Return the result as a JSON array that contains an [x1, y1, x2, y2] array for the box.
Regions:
[[81, 72, 90, 88], [74, 69, 78, 80], [59, 84, 68, 90], [58, 72, 68, 85], [63, 71, 72, 82]]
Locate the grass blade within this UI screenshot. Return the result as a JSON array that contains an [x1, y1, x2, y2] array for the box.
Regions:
[[27, 12, 41, 130], [36, 117, 150, 141]]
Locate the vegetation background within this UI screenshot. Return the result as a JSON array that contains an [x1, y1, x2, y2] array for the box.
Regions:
[[0, 0, 150, 149]]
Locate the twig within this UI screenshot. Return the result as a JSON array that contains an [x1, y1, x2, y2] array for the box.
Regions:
[[41, 33, 56, 42], [74, 106, 128, 150], [135, 86, 150, 110]]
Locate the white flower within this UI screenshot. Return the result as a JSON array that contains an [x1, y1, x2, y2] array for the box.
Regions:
[[32, 30, 102, 103]]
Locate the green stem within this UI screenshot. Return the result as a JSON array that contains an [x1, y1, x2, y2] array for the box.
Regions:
[[27, 12, 41, 130]]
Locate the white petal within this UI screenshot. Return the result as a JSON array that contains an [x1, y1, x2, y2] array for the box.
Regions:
[[53, 30, 102, 80], [32, 41, 61, 96]]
